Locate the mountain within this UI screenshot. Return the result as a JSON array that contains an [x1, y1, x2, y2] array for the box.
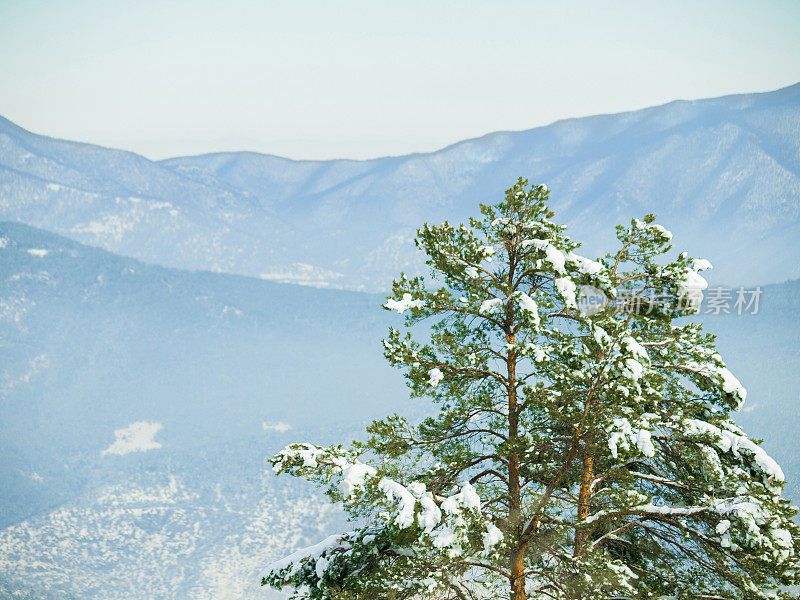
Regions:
[[0, 223, 798, 599], [0, 222, 412, 528], [2, 84, 799, 290], [0, 223, 414, 599]]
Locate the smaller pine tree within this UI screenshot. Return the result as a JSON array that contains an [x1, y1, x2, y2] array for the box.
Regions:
[[263, 178, 799, 599]]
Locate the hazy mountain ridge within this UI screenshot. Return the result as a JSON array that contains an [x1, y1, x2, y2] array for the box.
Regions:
[[163, 83, 800, 288], [2, 83, 799, 290]]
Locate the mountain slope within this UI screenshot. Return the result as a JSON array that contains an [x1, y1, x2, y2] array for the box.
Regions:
[[0, 222, 411, 527], [0, 222, 417, 598], [164, 82, 800, 288], [0, 115, 304, 282], [2, 84, 799, 290]]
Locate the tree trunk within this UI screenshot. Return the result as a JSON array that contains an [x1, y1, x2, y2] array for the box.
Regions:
[[510, 543, 527, 600], [506, 330, 526, 600], [573, 451, 594, 556]]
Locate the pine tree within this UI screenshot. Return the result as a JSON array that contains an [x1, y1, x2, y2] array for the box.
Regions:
[[263, 178, 799, 599]]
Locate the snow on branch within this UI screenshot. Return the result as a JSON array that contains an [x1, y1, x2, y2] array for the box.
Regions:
[[682, 419, 783, 486], [385, 293, 425, 313]]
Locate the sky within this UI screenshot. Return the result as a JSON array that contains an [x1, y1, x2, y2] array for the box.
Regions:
[[1, 0, 799, 160]]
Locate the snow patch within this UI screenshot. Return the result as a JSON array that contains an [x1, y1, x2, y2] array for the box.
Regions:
[[676, 265, 709, 308], [262, 421, 291, 433], [339, 462, 376, 497], [566, 252, 604, 276], [684, 419, 783, 484], [259, 263, 344, 288], [378, 478, 417, 529], [479, 298, 504, 315], [513, 291, 540, 327], [428, 368, 444, 387], [385, 293, 425, 313], [554, 277, 577, 308], [102, 422, 163, 456], [478, 245, 495, 262], [523, 239, 566, 273]]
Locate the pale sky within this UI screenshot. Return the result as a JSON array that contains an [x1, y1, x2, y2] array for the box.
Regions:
[[1, 0, 799, 160]]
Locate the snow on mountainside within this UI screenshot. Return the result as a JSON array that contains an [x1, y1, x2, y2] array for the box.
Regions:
[[2, 83, 799, 290], [0, 465, 338, 600], [0, 222, 798, 599]]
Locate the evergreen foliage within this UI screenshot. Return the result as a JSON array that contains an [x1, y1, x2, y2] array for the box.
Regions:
[[263, 179, 799, 599]]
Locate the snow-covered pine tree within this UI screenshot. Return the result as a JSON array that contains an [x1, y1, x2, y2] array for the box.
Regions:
[[263, 178, 798, 599]]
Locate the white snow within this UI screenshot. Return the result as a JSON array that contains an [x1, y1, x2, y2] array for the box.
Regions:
[[638, 504, 707, 517], [265, 532, 352, 578], [621, 336, 649, 363], [592, 325, 612, 347], [684, 419, 784, 484], [710, 497, 794, 561], [339, 462, 377, 498], [482, 523, 503, 551], [478, 245, 495, 262], [262, 421, 291, 433], [566, 252, 604, 276], [676, 266, 708, 307], [608, 418, 655, 458], [685, 358, 746, 408], [524, 239, 566, 273], [417, 493, 443, 531], [554, 277, 577, 308], [102, 422, 163, 456], [428, 368, 444, 387], [441, 482, 480, 515], [622, 358, 644, 381], [647, 223, 673, 240], [26, 248, 49, 257], [716, 367, 747, 407], [384, 293, 425, 313], [635, 429, 655, 457], [479, 298, 504, 315], [464, 266, 479, 278], [693, 258, 712, 271], [378, 478, 417, 529], [523, 343, 547, 362], [272, 443, 326, 470], [513, 291, 540, 327]]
